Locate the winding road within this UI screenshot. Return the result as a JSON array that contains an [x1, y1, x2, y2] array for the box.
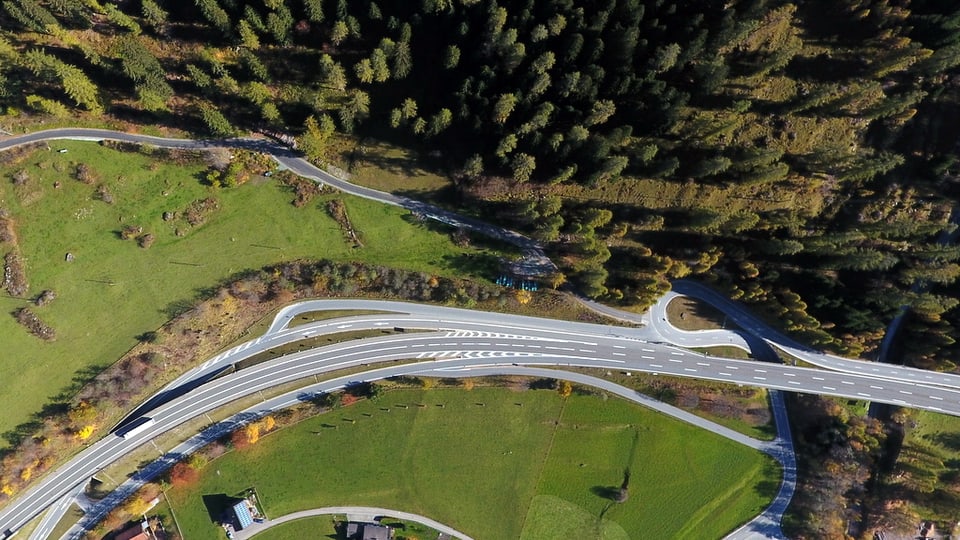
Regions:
[[0, 128, 951, 540]]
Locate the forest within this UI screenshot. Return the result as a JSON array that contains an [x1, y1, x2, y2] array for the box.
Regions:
[[3, 0, 960, 537]]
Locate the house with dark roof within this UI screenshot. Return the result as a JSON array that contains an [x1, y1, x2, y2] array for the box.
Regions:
[[345, 522, 392, 540]]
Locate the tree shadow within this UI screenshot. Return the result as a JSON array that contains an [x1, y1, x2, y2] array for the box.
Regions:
[[591, 485, 622, 501], [441, 252, 503, 278], [754, 478, 781, 499], [931, 432, 960, 452]]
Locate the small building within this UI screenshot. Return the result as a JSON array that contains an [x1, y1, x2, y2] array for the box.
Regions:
[[345, 522, 392, 540], [114, 520, 151, 540], [232, 501, 254, 531]]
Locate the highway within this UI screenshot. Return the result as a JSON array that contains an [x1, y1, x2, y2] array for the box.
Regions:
[[0, 128, 952, 539], [655, 282, 960, 389], [1, 298, 960, 537]]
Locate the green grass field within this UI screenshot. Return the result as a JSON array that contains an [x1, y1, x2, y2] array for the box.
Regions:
[[166, 388, 777, 540], [0, 141, 501, 440], [251, 516, 339, 539]]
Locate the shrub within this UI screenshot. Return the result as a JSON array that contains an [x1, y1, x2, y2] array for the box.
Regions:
[[137, 233, 156, 249]]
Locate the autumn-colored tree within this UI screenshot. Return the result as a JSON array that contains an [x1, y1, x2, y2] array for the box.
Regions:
[[121, 495, 150, 517], [231, 423, 260, 449], [75, 425, 95, 441], [463, 379, 475, 391], [558, 380, 573, 398], [169, 462, 198, 487], [515, 289, 533, 305]]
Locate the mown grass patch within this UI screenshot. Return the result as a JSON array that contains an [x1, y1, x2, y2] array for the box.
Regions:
[[250, 516, 339, 539], [665, 296, 736, 331], [0, 141, 503, 439], [166, 387, 777, 539]]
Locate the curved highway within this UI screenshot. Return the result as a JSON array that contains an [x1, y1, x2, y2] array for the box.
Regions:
[[653, 282, 960, 389], [0, 128, 952, 539], [1, 299, 959, 537]]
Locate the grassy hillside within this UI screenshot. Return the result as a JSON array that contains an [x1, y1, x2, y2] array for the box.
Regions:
[[166, 387, 777, 540], [0, 140, 501, 439]]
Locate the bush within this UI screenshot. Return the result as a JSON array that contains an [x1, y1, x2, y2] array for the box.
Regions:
[[13, 308, 54, 341], [137, 233, 156, 249]]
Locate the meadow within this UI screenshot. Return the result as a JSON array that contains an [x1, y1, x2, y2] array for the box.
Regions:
[[166, 387, 777, 539], [0, 141, 501, 440]]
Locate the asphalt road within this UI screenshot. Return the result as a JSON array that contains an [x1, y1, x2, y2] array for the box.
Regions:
[[231, 506, 475, 540], [2, 301, 958, 537], [0, 128, 555, 275], [0, 128, 950, 539], [662, 281, 960, 389], [57, 364, 784, 540]]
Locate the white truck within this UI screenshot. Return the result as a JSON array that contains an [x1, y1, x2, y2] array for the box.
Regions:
[[116, 417, 156, 439]]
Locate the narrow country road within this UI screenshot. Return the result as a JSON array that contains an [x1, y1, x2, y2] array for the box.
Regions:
[[231, 506, 476, 540], [0, 128, 556, 276]]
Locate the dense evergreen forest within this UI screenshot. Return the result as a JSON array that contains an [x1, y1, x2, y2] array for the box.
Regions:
[[3, 0, 960, 536]]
